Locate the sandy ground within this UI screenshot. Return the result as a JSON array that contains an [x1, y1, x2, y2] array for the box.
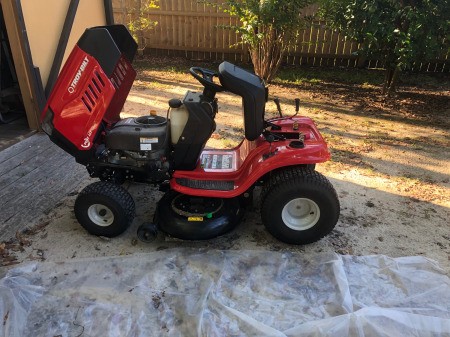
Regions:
[[1, 64, 449, 276]]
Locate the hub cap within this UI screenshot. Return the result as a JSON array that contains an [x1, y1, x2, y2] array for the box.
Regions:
[[87, 204, 114, 227], [282, 198, 320, 231]]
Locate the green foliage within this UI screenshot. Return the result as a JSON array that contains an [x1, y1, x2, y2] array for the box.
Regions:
[[221, 0, 313, 47], [275, 66, 385, 86], [319, 0, 450, 95], [127, 0, 159, 50], [209, 0, 315, 82]]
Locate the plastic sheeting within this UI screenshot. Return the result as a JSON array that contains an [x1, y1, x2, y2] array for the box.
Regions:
[[1, 250, 450, 337]]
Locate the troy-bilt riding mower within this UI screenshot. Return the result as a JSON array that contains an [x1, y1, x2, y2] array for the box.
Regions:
[[41, 25, 340, 245]]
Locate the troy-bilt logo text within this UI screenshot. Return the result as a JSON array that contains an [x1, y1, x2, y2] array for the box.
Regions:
[[81, 130, 93, 149], [68, 56, 89, 94]]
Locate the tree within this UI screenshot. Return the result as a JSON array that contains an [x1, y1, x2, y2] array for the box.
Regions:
[[319, 0, 450, 96], [127, 0, 159, 53], [212, 0, 315, 83]]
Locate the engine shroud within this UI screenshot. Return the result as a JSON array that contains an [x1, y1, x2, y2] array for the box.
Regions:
[[106, 116, 169, 156]]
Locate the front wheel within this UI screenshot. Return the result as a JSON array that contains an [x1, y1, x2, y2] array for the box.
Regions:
[[261, 168, 340, 245], [74, 181, 135, 237]]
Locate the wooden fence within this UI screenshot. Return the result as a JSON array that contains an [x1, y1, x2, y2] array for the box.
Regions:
[[112, 0, 448, 72]]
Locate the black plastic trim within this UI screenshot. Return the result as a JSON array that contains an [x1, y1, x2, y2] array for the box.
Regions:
[[77, 25, 137, 77], [176, 178, 234, 191], [172, 92, 216, 170]]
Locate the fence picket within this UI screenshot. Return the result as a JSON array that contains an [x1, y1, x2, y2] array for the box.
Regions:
[[112, 0, 449, 72]]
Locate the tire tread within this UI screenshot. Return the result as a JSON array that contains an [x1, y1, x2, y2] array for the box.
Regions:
[[75, 181, 135, 237], [260, 167, 340, 244], [261, 167, 337, 207]]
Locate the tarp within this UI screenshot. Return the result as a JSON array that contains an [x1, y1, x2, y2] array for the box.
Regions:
[[1, 250, 450, 336]]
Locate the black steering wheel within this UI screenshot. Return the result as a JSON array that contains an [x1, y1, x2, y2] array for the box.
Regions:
[[189, 67, 224, 92]]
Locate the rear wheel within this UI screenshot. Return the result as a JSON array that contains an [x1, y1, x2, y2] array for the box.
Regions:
[[75, 181, 135, 237], [261, 167, 339, 245]]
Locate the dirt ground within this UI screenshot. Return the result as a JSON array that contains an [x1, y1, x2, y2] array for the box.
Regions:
[[1, 58, 449, 275]]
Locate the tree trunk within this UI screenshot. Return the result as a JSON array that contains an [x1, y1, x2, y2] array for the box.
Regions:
[[382, 69, 391, 95], [382, 67, 398, 96], [250, 27, 287, 83], [387, 67, 401, 97], [357, 55, 367, 68]]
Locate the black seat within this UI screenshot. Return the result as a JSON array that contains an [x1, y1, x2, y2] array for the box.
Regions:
[[218, 62, 266, 141]]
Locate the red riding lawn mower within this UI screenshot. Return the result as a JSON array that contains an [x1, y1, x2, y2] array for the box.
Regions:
[[41, 25, 340, 245]]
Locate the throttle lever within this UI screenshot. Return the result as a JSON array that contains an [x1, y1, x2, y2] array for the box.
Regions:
[[273, 98, 283, 117], [293, 98, 300, 117], [295, 98, 300, 113]]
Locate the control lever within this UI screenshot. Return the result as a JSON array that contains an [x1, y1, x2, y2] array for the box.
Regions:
[[295, 98, 300, 113], [273, 98, 283, 117]]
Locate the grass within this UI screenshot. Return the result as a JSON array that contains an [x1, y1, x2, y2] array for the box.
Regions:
[[133, 55, 448, 91], [275, 66, 385, 86], [274, 65, 447, 89], [134, 80, 172, 90], [398, 72, 450, 88], [134, 59, 187, 74]]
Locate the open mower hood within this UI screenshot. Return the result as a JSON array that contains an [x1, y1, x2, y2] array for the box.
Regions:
[[41, 25, 137, 158]]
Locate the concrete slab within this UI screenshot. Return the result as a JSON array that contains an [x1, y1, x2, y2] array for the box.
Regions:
[[0, 133, 89, 241]]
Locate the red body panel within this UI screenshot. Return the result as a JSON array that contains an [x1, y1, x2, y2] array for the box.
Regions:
[[170, 116, 330, 197], [43, 46, 136, 151]]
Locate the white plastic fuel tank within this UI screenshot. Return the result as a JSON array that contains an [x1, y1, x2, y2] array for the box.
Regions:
[[170, 105, 189, 144]]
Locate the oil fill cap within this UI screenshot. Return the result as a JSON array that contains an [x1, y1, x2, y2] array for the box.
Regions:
[[135, 115, 167, 126]]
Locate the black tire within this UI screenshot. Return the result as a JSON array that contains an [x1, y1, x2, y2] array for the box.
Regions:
[[74, 181, 135, 237], [157, 191, 243, 240], [137, 223, 158, 243], [260, 167, 340, 245]]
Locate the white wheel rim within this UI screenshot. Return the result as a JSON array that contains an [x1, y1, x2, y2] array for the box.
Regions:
[[282, 198, 320, 231], [87, 204, 114, 227]]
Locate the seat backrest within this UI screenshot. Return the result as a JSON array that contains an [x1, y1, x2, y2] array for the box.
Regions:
[[218, 62, 266, 141]]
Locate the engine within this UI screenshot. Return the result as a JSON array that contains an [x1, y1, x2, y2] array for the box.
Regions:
[[89, 115, 172, 183], [106, 115, 169, 161]]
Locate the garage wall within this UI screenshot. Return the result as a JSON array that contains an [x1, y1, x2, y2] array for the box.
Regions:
[[21, 0, 108, 89]]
